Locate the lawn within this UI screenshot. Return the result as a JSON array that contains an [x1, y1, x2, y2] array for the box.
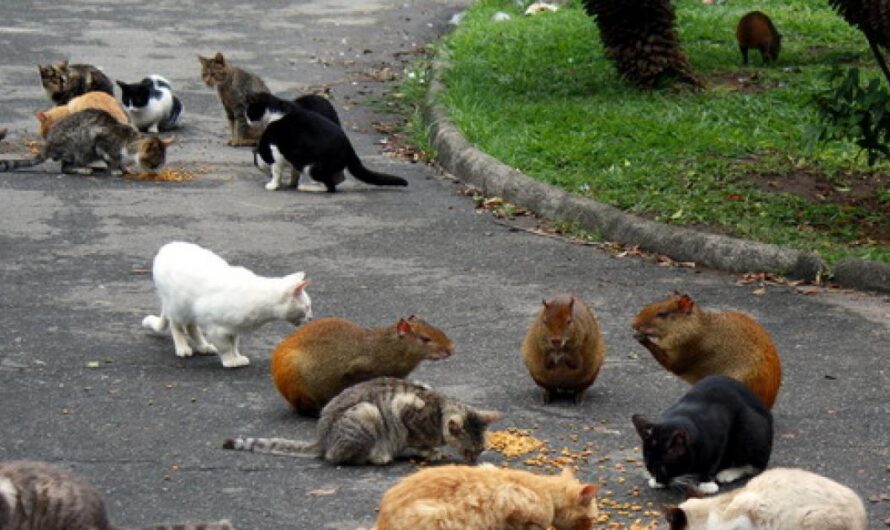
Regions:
[[428, 0, 890, 265]]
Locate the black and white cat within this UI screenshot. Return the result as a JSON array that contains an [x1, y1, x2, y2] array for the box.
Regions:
[[245, 91, 341, 129], [252, 107, 408, 192], [116, 75, 183, 133], [632, 375, 773, 495]]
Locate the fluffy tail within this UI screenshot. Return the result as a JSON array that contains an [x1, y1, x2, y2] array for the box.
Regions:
[[346, 153, 407, 187], [142, 313, 169, 333], [222, 436, 321, 458], [119, 520, 234, 530], [0, 154, 46, 172]]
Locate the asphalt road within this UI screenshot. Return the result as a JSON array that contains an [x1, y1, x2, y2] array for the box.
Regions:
[[1, 1, 889, 529]]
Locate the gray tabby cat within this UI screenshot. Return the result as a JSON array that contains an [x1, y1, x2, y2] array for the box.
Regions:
[[0, 460, 233, 530], [0, 109, 172, 174], [197, 52, 269, 146], [224, 377, 501, 465]]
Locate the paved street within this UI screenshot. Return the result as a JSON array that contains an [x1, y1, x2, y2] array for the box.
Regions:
[[0, 1, 888, 528]]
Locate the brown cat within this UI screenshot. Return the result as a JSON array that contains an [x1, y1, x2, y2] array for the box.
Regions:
[[0, 460, 233, 530], [36, 91, 130, 137], [197, 52, 269, 146], [372, 465, 599, 530], [38, 60, 115, 105]]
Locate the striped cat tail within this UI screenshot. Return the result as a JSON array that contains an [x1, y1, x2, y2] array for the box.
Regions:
[[0, 154, 46, 172], [135, 520, 234, 530], [223, 436, 321, 458]]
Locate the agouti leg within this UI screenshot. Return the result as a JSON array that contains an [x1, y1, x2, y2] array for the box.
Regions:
[[542, 388, 554, 404], [572, 389, 586, 405], [740, 46, 749, 65], [759, 46, 770, 66]]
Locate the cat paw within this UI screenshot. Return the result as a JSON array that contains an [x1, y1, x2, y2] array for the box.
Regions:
[[174, 346, 194, 358], [647, 478, 667, 489], [197, 344, 219, 355], [716, 466, 756, 484], [696, 481, 719, 495], [221, 354, 250, 368], [265, 181, 280, 191]]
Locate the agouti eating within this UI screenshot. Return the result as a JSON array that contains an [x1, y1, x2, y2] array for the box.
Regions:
[[632, 292, 782, 409], [270, 315, 454, 416], [521, 294, 607, 404], [736, 11, 782, 65]]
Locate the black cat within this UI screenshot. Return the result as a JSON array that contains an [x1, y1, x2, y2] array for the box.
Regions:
[[253, 107, 407, 192], [632, 375, 773, 494], [245, 91, 341, 128]]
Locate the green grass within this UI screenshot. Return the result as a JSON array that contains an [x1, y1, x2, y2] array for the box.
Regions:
[[434, 0, 890, 265]]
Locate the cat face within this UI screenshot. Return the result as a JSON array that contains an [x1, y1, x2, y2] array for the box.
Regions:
[[117, 78, 155, 108], [135, 136, 174, 171], [632, 415, 693, 486], [38, 61, 67, 95], [198, 52, 228, 87], [443, 408, 501, 462], [551, 469, 600, 530], [282, 274, 312, 326]]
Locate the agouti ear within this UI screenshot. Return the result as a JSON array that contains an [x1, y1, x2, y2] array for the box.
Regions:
[[568, 296, 574, 310], [631, 414, 653, 439], [677, 294, 694, 314], [407, 314, 417, 322], [578, 484, 599, 506], [542, 298, 548, 307], [396, 318, 412, 337]]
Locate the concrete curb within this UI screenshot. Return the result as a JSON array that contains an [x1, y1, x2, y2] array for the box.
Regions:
[[423, 59, 890, 293]]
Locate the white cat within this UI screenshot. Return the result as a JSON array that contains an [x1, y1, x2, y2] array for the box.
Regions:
[[665, 467, 867, 530], [117, 75, 184, 133], [142, 241, 312, 368]]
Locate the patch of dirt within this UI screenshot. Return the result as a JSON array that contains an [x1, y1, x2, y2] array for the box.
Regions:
[[749, 169, 890, 244], [707, 70, 785, 93]]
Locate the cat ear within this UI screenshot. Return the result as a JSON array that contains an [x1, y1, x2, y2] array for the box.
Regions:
[[677, 294, 694, 314], [213, 52, 225, 64], [396, 318, 412, 337], [35, 111, 48, 123], [669, 430, 688, 450], [578, 484, 599, 506], [160, 136, 176, 146], [663, 506, 688, 530], [631, 414, 653, 439], [477, 410, 502, 425], [447, 416, 463, 436], [116, 80, 128, 90], [292, 278, 310, 297], [407, 314, 417, 322]]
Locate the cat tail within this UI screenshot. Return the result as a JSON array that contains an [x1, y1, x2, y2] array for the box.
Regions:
[[162, 96, 184, 130], [117, 520, 234, 530], [345, 153, 407, 187], [222, 436, 321, 458], [0, 128, 7, 141], [0, 154, 47, 172], [142, 313, 169, 333]]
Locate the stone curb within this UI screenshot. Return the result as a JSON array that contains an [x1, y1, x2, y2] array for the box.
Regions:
[[423, 59, 890, 293]]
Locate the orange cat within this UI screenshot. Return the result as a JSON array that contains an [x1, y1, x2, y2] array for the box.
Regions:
[[372, 465, 599, 530], [36, 91, 129, 137]]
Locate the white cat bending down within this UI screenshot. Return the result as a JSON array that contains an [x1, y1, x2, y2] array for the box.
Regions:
[[142, 241, 312, 368], [117, 75, 184, 133], [665, 467, 867, 530]]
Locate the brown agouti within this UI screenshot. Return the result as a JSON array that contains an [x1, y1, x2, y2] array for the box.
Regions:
[[270, 315, 454, 416], [521, 294, 607, 404], [631, 292, 782, 409], [736, 11, 782, 65]]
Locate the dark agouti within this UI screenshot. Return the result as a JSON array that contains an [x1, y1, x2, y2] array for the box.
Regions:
[[736, 11, 782, 65], [521, 294, 606, 404], [270, 316, 454, 416], [632, 292, 782, 409]]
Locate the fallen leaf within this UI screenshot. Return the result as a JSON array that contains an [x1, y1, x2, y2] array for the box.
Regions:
[[86, 361, 101, 369], [752, 287, 767, 296], [799, 287, 822, 295], [308, 487, 338, 496]]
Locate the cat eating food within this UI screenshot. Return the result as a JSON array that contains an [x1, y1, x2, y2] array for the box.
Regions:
[[224, 377, 500, 465], [142, 241, 312, 368], [35, 91, 130, 138], [198, 52, 269, 146], [664, 467, 867, 530], [372, 465, 598, 530], [39, 60, 114, 105], [1, 109, 171, 175], [632, 375, 773, 495], [117, 75, 184, 132], [0, 460, 234, 530]]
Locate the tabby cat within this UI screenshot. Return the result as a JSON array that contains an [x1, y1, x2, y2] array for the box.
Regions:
[[0, 460, 233, 530], [0, 109, 171, 175], [35, 91, 129, 137], [224, 377, 500, 465], [39, 60, 114, 105], [197, 52, 269, 146]]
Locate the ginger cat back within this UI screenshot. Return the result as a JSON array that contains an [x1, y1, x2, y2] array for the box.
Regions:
[[373, 465, 598, 530], [36, 91, 129, 137], [632, 293, 781, 408], [270, 315, 453, 416], [522, 294, 606, 403]]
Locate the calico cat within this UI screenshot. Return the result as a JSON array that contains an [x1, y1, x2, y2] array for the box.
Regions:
[[632, 375, 773, 495], [36, 91, 130, 138], [253, 108, 408, 192], [0, 109, 171, 175], [224, 377, 501, 465], [39, 60, 115, 105], [244, 91, 341, 128], [372, 465, 599, 530], [0, 460, 234, 530], [142, 241, 312, 368], [117, 75, 184, 133], [664, 468, 867, 530], [197, 52, 269, 146]]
